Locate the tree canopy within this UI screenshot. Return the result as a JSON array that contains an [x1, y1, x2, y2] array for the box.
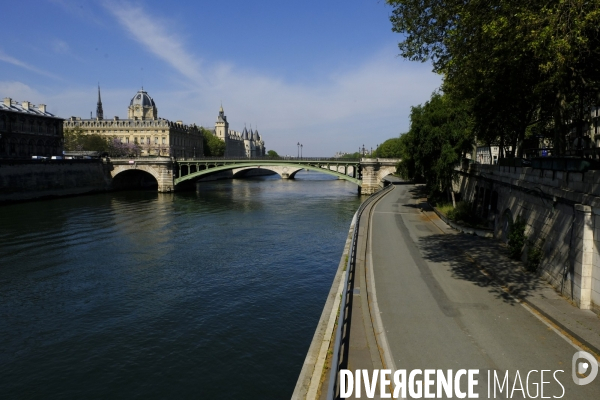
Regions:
[[64, 127, 110, 153], [201, 128, 225, 157], [267, 150, 279, 158], [397, 92, 473, 195], [388, 0, 600, 156], [375, 138, 402, 158]]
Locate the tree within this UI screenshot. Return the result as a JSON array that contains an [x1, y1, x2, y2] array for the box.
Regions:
[[387, 0, 600, 156], [108, 138, 139, 157], [375, 138, 402, 158], [202, 128, 225, 157], [63, 127, 110, 153], [340, 152, 361, 159], [267, 150, 279, 158], [63, 127, 85, 151], [397, 92, 473, 196]]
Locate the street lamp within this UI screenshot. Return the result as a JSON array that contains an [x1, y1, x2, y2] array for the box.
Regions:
[[300, 144, 303, 159], [297, 142, 300, 158]]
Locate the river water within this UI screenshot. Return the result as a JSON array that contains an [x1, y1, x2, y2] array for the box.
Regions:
[[0, 172, 362, 399]]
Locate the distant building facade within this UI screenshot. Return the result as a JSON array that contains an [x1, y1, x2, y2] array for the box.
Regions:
[[0, 97, 64, 158], [63, 87, 203, 158], [214, 106, 265, 157]]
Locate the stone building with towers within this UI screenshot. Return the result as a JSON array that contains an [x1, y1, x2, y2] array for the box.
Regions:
[[63, 87, 203, 158], [214, 105, 265, 157]]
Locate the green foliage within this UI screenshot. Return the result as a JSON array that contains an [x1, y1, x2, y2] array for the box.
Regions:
[[340, 152, 361, 159], [375, 138, 402, 158], [436, 203, 455, 216], [63, 127, 110, 153], [445, 201, 471, 222], [396, 92, 473, 195], [202, 128, 225, 157], [526, 239, 545, 272], [508, 217, 527, 259], [387, 0, 600, 156], [267, 150, 279, 159]]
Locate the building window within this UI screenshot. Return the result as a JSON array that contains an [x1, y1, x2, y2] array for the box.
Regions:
[[126, 137, 129, 144], [162, 137, 166, 144], [147, 137, 150, 145], [154, 137, 158, 145], [134, 137, 138, 144]]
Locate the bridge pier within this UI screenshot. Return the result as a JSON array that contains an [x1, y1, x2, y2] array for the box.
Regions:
[[359, 158, 398, 195]]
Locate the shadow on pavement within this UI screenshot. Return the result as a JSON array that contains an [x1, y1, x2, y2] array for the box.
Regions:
[[417, 233, 543, 306]]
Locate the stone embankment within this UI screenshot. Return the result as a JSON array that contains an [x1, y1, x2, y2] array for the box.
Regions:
[[454, 164, 600, 313], [0, 159, 110, 203]]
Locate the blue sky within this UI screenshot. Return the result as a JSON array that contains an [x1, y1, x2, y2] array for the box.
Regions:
[[1, 0, 441, 156]]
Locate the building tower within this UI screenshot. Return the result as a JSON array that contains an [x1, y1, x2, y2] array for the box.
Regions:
[[215, 105, 229, 141], [127, 88, 158, 120], [96, 84, 104, 120]]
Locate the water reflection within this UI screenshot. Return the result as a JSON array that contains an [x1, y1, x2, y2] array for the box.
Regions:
[[0, 171, 361, 399]]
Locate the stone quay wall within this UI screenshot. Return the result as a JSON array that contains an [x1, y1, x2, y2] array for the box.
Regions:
[[0, 159, 111, 203], [454, 164, 600, 314]]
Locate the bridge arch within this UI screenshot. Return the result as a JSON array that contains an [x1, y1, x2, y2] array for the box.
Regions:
[[175, 162, 362, 187], [111, 167, 159, 190]]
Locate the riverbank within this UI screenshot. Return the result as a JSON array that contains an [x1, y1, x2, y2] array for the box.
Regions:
[[0, 159, 110, 204], [0, 159, 278, 204]]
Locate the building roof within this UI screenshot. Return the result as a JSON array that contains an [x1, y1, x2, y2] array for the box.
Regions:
[[1, 98, 60, 118], [129, 88, 156, 108]]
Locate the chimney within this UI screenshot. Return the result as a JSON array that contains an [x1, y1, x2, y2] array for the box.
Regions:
[[114, 116, 119, 121], [177, 120, 183, 125], [3, 97, 12, 106], [39, 104, 47, 113], [22, 101, 30, 110]]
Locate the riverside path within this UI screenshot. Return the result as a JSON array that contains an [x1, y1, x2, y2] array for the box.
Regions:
[[321, 182, 600, 399]]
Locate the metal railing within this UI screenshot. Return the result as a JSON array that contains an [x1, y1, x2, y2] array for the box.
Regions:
[[326, 183, 394, 400]]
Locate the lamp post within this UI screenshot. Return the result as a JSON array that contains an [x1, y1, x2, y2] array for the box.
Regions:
[[297, 142, 300, 158], [300, 143, 303, 159]]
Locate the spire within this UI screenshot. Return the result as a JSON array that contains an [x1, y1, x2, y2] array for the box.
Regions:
[[96, 83, 104, 120]]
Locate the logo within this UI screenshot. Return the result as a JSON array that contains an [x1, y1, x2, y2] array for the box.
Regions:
[[572, 351, 598, 385]]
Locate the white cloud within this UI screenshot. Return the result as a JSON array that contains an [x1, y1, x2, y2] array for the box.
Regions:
[[0, 49, 62, 81], [103, 1, 206, 85], [3, 2, 440, 155], [0, 81, 45, 102], [101, 1, 441, 154]]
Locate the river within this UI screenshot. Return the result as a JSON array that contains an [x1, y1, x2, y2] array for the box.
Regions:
[[0, 171, 362, 399]]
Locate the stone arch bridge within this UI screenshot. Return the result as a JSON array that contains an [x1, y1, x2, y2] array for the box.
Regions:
[[106, 157, 399, 194]]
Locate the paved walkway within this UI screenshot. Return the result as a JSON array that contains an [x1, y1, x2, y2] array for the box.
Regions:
[[334, 182, 600, 399]]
